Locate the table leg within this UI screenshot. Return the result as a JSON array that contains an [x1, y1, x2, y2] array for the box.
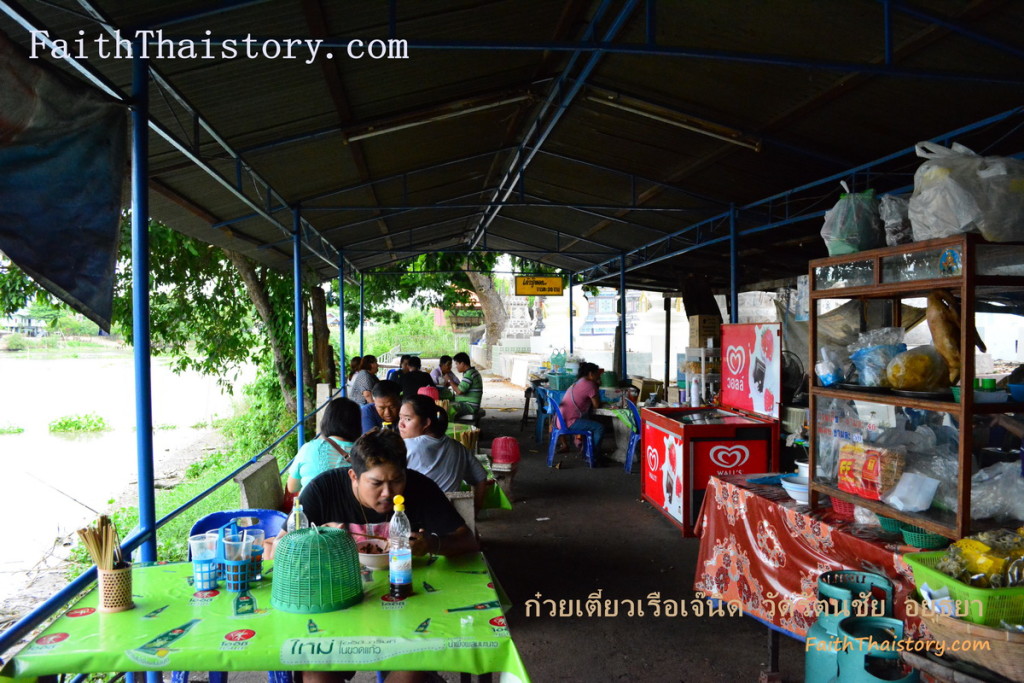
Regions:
[[519, 388, 533, 432], [758, 627, 782, 683]]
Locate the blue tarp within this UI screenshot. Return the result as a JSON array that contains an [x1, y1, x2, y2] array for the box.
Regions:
[[0, 30, 126, 330]]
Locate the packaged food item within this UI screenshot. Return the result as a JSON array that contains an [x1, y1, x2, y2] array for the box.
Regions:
[[935, 528, 1024, 587], [837, 439, 905, 500]]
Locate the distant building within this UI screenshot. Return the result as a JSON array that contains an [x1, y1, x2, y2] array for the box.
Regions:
[[0, 311, 46, 337]]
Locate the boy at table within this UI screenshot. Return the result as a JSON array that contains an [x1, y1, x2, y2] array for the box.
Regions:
[[268, 429, 478, 683], [450, 352, 483, 417]]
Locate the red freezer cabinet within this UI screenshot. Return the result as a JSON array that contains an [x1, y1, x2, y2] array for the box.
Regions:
[[640, 323, 781, 536]]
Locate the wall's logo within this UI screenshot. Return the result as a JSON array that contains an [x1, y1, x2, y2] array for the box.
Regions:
[[726, 345, 746, 376], [645, 445, 659, 472], [709, 445, 750, 469]]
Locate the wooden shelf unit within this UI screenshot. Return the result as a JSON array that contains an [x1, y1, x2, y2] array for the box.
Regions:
[[807, 234, 1024, 539]]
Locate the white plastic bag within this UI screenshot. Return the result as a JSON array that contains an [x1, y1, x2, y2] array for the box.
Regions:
[[820, 182, 881, 255], [883, 472, 940, 512], [908, 141, 1024, 242], [971, 461, 1024, 521], [879, 194, 912, 246]]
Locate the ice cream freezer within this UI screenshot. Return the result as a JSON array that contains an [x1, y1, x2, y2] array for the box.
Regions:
[[640, 323, 781, 536]]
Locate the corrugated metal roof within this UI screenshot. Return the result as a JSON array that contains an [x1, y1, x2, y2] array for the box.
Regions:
[[2, 0, 1023, 290]]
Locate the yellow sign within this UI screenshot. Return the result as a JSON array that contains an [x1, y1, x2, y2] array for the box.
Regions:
[[515, 275, 564, 296]]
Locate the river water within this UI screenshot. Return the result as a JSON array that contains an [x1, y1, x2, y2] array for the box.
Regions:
[[0, 349, 248, 603]]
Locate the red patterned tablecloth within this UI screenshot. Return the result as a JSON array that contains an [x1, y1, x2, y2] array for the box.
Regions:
[[694, 474, 921, 639]]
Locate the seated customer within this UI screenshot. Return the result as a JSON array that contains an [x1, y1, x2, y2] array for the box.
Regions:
[[559, 362, 605, 452], [347, 355, 379, 405], [273, 429, 478, 683], [361, 380, 400, 433], [386, 354, 411, 382], [287, 397, 361, 493], [430, 354, 458, 389], [399, 395, 488, 512], [450, 351, 483, 418], [347, 355, 361, 381], [398, 355, 434, 398]]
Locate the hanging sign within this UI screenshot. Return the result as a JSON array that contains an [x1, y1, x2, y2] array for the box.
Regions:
[[514, 276, 563, 296], [721, 323, 782, 419]]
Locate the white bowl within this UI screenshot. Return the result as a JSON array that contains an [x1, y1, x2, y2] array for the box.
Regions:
[[781, 474, 808, 487], [357, 539, 388, 569], [794, 460, 810, 478], [781, 481, 810, 504]]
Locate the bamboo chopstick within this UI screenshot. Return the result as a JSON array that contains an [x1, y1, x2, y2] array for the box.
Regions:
[[77, 516, 124, 571]]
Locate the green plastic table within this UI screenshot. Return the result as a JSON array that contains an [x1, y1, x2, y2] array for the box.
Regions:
[[1, 554, 529, 682]]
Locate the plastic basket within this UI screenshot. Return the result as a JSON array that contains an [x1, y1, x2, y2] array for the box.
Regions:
[[831, 498, 855, 518], [900, 526, 949, 550], [548, 373, 574, 390], [271, 527, 363, 613], [876, 514, 905, 534], [904, 551, 1024, 627], [913, 598, 1024, 681]]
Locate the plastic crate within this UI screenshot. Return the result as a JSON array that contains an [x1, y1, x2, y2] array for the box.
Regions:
[[548, 373, 575, 390], [903, 551, 1024, 627]]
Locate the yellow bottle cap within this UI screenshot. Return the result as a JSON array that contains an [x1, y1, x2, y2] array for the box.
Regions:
[[393, 494, 405, 511]]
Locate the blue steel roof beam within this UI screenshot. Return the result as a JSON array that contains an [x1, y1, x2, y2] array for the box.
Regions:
[[300, 200, 707, 212], [336, 216, 477, 251], [135, 35, 1024, 87], [61, 0, 358, 278], [469, 234, 599, 270], [576, 108, 1024, 286], [466, 0, 641, 249], [878, 0, 1024, 62], [0, 0, 121, 98], [519, 191, 683, 236]]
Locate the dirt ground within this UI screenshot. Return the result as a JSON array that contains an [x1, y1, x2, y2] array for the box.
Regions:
[[2, 375, 808, 681]]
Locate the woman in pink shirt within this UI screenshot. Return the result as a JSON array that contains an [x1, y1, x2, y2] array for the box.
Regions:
[[559, 362, 605, 451]]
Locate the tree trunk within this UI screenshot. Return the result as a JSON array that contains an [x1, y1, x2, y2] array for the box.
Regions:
[[225, 250, 297, 415], [464, 268, 508, 364], [309, 285, 336, 389]]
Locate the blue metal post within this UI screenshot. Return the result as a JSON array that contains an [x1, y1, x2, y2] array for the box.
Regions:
[[619, 254, 627, 378], [359, 273, 365, 354], [729, 204, 738, 323], [293, 212, 306, 446], [131, 38, 156, 565], [339, 255, 346, 397], [567, 273, 574, 355]]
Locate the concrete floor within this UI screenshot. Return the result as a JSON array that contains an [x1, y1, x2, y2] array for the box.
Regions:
[[461, 378, 808, 682]]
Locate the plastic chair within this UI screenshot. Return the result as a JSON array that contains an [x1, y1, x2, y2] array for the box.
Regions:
[[547, 396, 596, 467], [533, 386, 551, 443], [188, 508, 287, 554], [622, 399, 642, 473], [174, 509, 290, 683]]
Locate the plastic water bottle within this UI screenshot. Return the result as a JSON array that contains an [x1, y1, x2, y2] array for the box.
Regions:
[[388, 494, 412, 598], [286, 495, 309, 533], [690, 379, 701, 408]]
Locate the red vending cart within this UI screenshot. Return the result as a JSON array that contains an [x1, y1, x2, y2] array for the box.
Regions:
[[641, 323, 781, 536]]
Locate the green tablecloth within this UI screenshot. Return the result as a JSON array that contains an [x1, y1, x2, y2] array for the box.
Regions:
[[2, 555, 529, 681]]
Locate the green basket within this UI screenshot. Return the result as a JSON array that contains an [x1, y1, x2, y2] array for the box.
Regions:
[[548, 373, 575, 390], [876, 514, 905, 534], [904, 551, 1024, 627], [901, 525, 950, 550], [271, 527, 363, 613]]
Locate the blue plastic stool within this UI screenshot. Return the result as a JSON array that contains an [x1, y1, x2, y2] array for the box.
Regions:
[[622, 399, 642, 473], [546, 396, 596, 467], [533, 386, 551, 444]]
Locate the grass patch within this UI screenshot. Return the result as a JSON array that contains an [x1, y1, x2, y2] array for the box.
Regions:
[[156, 424, 178, 430], [48, 413, 110, 433], [0, 425, 24, 435]]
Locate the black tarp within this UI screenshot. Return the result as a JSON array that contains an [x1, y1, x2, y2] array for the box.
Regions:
[[0, 30, 126, 330]]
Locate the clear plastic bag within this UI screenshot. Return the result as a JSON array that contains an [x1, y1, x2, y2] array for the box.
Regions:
[[971, 461, 1024, 521], [902, 444, 959, 512], [814, 344, 848, 386], [885, 345, 949, 391], [879, 194, 912, 246], [908, 141, 1024, 243], [847, 328, 906, 387], [820, 182, 882, 256]]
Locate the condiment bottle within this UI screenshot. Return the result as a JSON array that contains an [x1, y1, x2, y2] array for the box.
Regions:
[[388, 494, 412, 598]]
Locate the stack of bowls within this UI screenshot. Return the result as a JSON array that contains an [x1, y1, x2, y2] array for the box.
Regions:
[[780, 474, 810, 504]]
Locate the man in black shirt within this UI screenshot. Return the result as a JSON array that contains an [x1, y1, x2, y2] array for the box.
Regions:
[[398, 355, 434, 399], [281, 429, 477, 558]]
